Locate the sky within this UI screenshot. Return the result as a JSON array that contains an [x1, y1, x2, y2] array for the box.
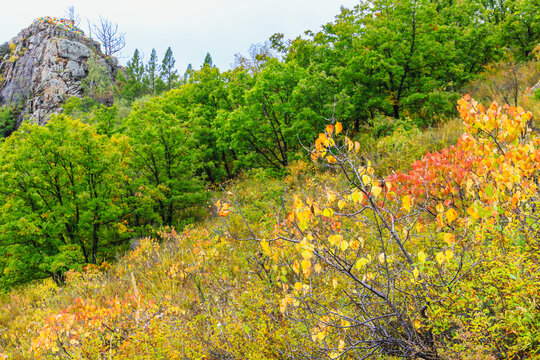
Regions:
[[0, 0, 359, 72]]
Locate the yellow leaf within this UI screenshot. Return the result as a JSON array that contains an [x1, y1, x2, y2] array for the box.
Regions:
[[292, 260, 300, 274], [294, 282, 303, 292], [301, 249, 313, 260], [338, 199, 346, 210], [445, 250, 454, 261], [467, 206, 480, 220], [443, 233, 455, 245], [351, 190, 364, 203], [301, 259, 311, 270], [328, 234, 343, 246], [402, 195, 412, 212], [372, 185, 382, 198], [446, 208, 458, 223], [362, 175, 371, 185], [315, 329, 325, 341], [314, 263, 322, 273], [418, 251, 427, 264], [327, 155, 337, 164], [339, 240, 349, 251], [347, 138, 354, 152], [261, 241, 271, 256], [322, 208, 334, 218], [349, 239, 360, 251], [436, 203, 444, 213], [335, 122, 343, 134], [413, 268, 419, 280], [332, 278, 338, 289], [436, 252, 446, 265], [327, 191, 336, 202], [355, 257, 368, 269]]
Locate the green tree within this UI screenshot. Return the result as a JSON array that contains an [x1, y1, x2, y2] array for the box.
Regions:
[[146, 48, 159, 94], [122, 49, 146, 100], [183, 63, 193, 83], [221, 59, 323, 170], [203, 52, 214, 68], [0, 107, 17, 138], [126, 96, 207, 226], [501, 0, 540, 59], [0, 116, 133, 288], [160, 47, 179, 91], [81, 53, 113, 104], [186, 66, 242, 181], [285, 0, 499, 125]]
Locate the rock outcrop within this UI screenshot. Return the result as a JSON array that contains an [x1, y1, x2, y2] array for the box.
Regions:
[[0, 18, 118, 125]]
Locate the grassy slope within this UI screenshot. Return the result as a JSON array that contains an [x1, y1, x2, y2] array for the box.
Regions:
[[0, 118, 466, 359]]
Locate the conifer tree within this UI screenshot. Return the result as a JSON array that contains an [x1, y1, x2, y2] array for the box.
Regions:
[[203, 52, 213, 68], [146, 48, 159, 95], [160, 47, 179, 91], [183, 63, 193, 83], [122, 49, 146, 100]]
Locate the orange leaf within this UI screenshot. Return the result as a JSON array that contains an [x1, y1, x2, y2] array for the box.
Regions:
[[335, 122, 343, 135]]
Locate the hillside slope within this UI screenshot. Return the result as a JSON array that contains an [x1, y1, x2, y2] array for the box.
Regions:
[[0, 95, 538, 359]]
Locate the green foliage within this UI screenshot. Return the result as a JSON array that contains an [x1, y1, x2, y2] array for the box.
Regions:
[[0, 116, 134, 288], [160, 47, 179, 91], [183, 63, 193, 83], [81, 53, 113, 103], [286, 0, 498, 126], [0, 106, 17, 138], [501, 0, 540, 60], [145, 48, 159, 94], [62, 95, 99, 115], [126, 96, 208, 226], [203, 52, 213, 68], [121, 49, 146, 101], [222, 59, 326, 169], [63, 96, 128, 136]]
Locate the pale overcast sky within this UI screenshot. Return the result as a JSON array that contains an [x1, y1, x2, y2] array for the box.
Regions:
[[1, 0, 359, 71]]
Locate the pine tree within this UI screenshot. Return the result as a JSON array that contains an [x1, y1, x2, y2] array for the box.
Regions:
[[203, 52, 213, 68], [146, 48, 159, 95], [122, 49, 146, 100], [183, 63, 193, 83], [160, 47, 179, 91]]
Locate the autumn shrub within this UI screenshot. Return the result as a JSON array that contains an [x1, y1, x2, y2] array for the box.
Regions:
[[0, 220, 303, 359], [219, 96, 540, 359]]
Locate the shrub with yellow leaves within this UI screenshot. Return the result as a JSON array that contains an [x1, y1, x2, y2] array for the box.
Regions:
[[221, 97, 540, 359]]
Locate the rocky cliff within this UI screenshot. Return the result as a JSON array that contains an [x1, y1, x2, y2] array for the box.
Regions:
[[0, 18, 118, 125]]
